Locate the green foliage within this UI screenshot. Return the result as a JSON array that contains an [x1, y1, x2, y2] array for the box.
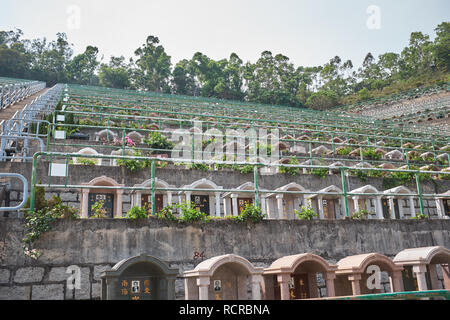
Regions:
[[351, 209, 369, 220], [178, 202, 209, 223], [279, 157, 300, 176], [235, 203, 265, 223], [411, 213, 428, 220], [23, 195, 78, 251], [337, 147, 352, 156], [294, 206, 318, 220], [362, 148, 382, 160], [155, 205, 178, 221], [311, 168, 328, 179], [116, 149, 151, 171], [186, 163, 210, 171], [232, 164, 254, 174], [125, 206, 148, 219], [77, 157, 96, 166], [0, 23, 449, 108], [90, 200, 107, 218], [143, 131, 174, 153], [305, 90, 339, 110]]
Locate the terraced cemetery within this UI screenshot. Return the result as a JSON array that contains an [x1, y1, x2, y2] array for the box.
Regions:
[[0, 78, 449, 221]]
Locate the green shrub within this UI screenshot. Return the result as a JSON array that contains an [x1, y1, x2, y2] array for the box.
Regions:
[[294, 206, 318, 220], [77, 157, 97, 166], [411, 213, 428, 220], [235, 203, 265, 223], [143, 131, 174, 153], [178, 202, 209, 223], [90, 200, 108, 218], [23, 196, 78, 258], [279, 157, 300, 176], [337, 147, 352, 156], [125, 206, 148, 219], [155, 205, 178, 221], [232, 164, 254, 174], [351, 209, 369, 220], [362, 148, 382, 160], [311, 168, 328, 179]]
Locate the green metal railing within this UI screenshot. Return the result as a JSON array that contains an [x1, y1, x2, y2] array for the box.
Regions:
[[29, 151, 450, 218], [319, 289, 450, 300]]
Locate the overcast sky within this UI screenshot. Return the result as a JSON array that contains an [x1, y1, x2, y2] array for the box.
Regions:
[[1, 0, 449, 68]]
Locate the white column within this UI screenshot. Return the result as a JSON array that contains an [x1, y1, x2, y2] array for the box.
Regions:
[[398, 198, 405, 219], [260, 196, 267, 216], [197, 277, 210, 300], [409, 197, 416, 218], [428, 264, 441, 290], [81, 189, 89, 218], [388, 197, 395, 219], [215, 192, 221, 217], [251, 275, 263, 300], [185, 191, 192, 204], [318, 196, 324, 219], [115, 190, 123, 218], [375, 196, 384, 220], [435, 198, 446, 219], [338, 197, 344, 219], [413, 264, 428, 291], [276, 194, 284, 220], [231, 194, 238, 216], [223, 198, 229, 216], [353, 196, 360, 212]]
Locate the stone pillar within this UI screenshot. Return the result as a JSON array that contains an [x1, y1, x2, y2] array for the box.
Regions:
[[353, 196, 360, 213], [197, 277, 210, 300], [428, 264, 441, 290], [388, 197, 396, 219], [391, 271, 404, 292], [167, 192, 172, 206], [185, 191, 192, 204], [223, 198, 229, 216], [442, 264, 450, 289], [81, 189, 89, 218], [318, 196, 324, 220], [260, 196, 267, 216], [215, 192, 221, 217], [398, 198, 405, 219], [231, 194, 238, 216], [237, 275, 248, 300], [413, 264, 428, 291], [348, 274, 361, 296], [435, 198, 446, 219], [115, 190, 123, 218], [134, 191, 142, 207], [325, 272, 336, 297], [409, 197, 416, 218], [375, 196, 384, 220], [276, 194, 284, 219], [251, 275, 263, 300], [277, 273, 291, 300]]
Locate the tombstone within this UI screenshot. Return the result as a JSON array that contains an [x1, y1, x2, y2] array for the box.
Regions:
[[191, 195, 210, 215], [141, 194, 164, 214], [127, 131, 144, 144], [101, 254, 179, 300], [88, 193, 114, 218]]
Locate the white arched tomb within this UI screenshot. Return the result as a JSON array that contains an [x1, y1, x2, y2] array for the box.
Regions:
[[307, 185, 344, 220], [179, 178, 223, 217], [265, 183, 309, 220], [80, 176, 124, 218], [348, 185, 383, 220], [383, 186, 416, 219], [131, 178, 175, 214], [72, 147, 102, 166]]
